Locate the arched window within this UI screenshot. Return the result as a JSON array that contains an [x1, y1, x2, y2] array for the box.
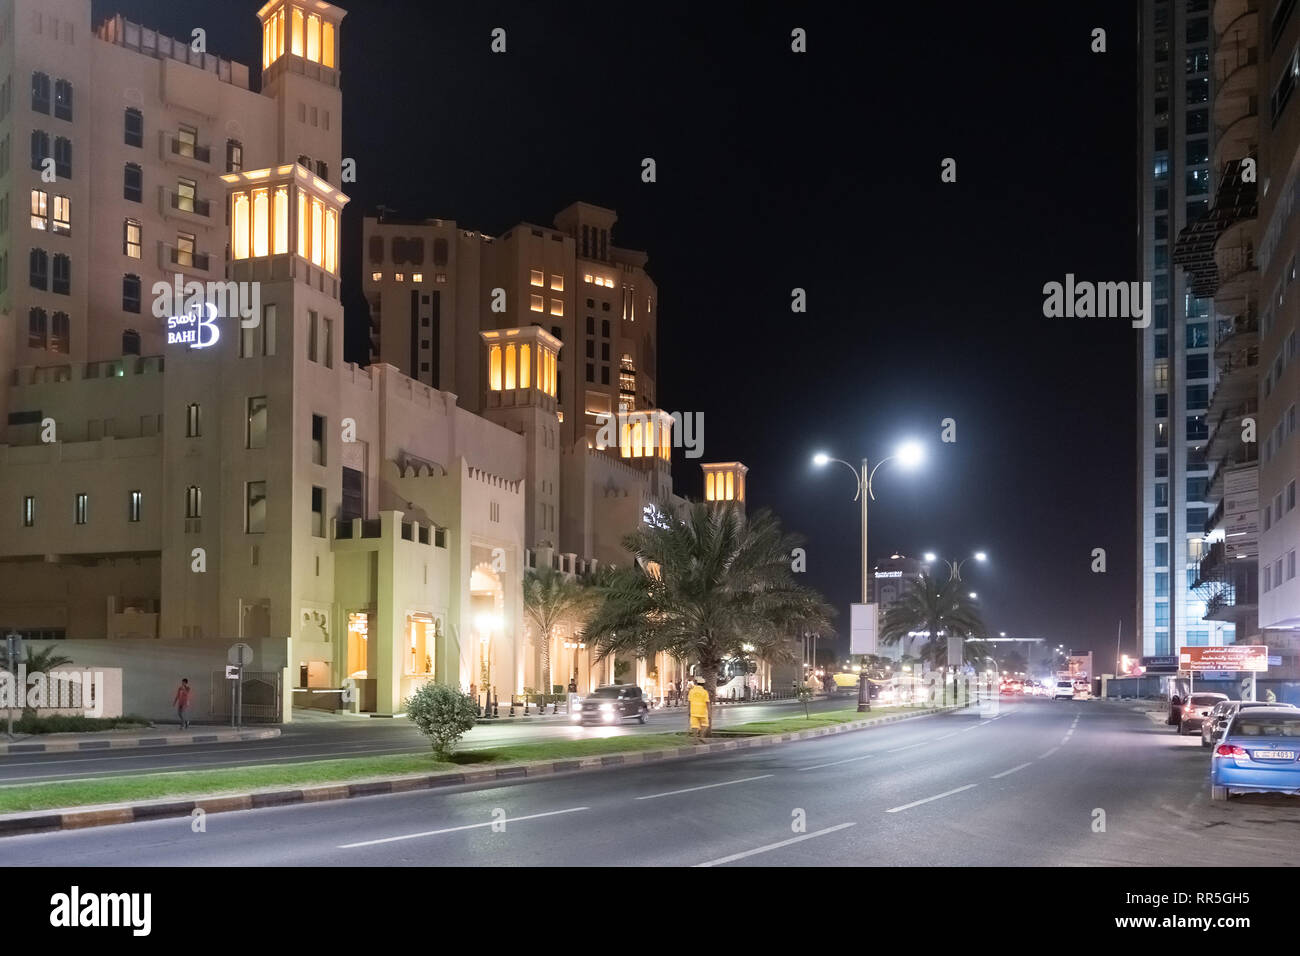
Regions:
[[28, 248, 48, 289], [50, 312, 70, 354], [123, 274, 142, 313], [706, 472, 716, 501], [53, 136, 70, 177], [29, 129, 48, 170], [31, 72, 50, 113], [53, 79, 72, 120], [27, 307, 47, 348], [122, 329, 141, 356]]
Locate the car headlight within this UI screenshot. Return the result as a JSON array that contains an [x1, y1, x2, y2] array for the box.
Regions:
[[570, 712, 582, 722]]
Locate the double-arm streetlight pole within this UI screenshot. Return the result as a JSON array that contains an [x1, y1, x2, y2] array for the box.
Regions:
[[813, 442, 924, 713]]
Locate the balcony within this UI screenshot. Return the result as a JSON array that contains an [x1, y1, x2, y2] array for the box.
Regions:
[[1215, 0, 1260, 36], [159, 131, 212, 172], [1195, 540, 1259, 626], [1208, 445, 1259, 497], [1204, 397, 1259, 458], [157, 240, 216, 280], [1215, 310, 1259, 356], [160, 187, 213, 226]]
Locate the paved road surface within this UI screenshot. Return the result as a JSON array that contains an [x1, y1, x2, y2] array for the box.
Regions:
[[9, 697, 1300, 865]]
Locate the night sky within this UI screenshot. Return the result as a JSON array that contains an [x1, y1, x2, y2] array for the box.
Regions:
[[98, 0, 1140, 662]]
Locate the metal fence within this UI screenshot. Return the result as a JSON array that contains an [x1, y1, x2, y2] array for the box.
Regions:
[[210, 669, 282, 723]]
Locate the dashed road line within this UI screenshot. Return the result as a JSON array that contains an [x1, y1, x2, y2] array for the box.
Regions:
[[694, 822, 857, 867], [991, 762, 1033, 780], [885, 784, 978, 813], [1040, 746, 1060, 758], [636, 774, 773, 800], [338, 806, 589, 848], [798, 754, 875, 772]]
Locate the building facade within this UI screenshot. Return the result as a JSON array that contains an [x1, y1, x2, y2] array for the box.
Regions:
[[1138, 0, 1237, 658], [0, 0, 718, 719]]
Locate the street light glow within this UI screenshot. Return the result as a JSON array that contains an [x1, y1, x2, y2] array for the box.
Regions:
[[896, 441, 924, 468], [812, 452, 830, 466], [974, 551, 987, 561], [923, 552, 937, 562], [969, 591, 978, 599]]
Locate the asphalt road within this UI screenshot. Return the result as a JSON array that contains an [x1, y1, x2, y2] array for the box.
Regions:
[[10, 697, 1300, 865], [0, 693, 856, 785]]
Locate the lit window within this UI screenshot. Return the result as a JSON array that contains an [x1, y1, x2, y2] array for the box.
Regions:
[[310, 197, 323, 266], [505, 343, 516, 389], [306, 14, 321, 62], [371, 272, 382, 281], [29, 188, 47, 229], [322, 20, 335, 67], [291, 7, 304, 56], [124, 219, 142, 258], [51, 195, 69, 234], [530, 294, 544, 312], [551, 274, 564, 291], [412, 272, 423, 283], [530, 269, 544, 287], [489, 344, 502, 390], [251, 188, 269, 257], [324, 208, 337, 273], [297, 189, 307, 257], [232, 192, 250, 259], [550, 299, 564, 316], [395, 273, 405, 282], [584, 274, 593, 283], [520, 344, 531, 388], [273, 186, 289, 254]]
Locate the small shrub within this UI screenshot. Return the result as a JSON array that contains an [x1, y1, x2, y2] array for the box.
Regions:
[[405, 683, 478, 757]]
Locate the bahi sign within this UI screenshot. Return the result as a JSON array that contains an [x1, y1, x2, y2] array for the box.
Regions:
[[166, 302, 221, 349], [1178, 645, 1269, 673]]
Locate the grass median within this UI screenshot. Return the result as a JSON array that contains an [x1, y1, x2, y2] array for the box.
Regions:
[[0, 704, 934, 814]]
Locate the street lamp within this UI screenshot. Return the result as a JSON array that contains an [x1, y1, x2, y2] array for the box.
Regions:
[[812, 440, 925, 712], [922, 550, 988, 582]]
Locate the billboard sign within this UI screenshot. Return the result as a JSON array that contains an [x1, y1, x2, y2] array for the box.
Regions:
[[1178, 645, 1269, 673], [849, 603, 878, 655]]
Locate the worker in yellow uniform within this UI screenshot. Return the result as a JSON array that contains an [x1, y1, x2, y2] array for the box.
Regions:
[[687, 677, 711, 742]]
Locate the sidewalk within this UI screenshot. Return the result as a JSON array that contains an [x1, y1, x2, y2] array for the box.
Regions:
[[0, 726, 280, 755]]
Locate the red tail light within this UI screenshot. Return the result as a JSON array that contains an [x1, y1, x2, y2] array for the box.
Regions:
[[1216, 744, 1246, 757]]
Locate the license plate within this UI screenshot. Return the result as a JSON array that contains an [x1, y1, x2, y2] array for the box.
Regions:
[[1251, 750, 1297, 760]]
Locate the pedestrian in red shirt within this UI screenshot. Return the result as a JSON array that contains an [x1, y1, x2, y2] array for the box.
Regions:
[[173, 678, 193, 729]]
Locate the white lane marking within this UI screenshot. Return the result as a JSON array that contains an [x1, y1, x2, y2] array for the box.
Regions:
[[1060, 735, 1071, 745], [1064, 729, 1075, 737], [932, 731, 961, 740], [798, 754, 875, 772], [694, 822, 857, 867], [1040, 746, 1060, 758], [977, 720, 992, 727], [885, 784, 978, 813], [635, 774, 773, 800], [338, 806, 589, 848], [990, 762, 1032, 780], [885, 741, 932, 753]]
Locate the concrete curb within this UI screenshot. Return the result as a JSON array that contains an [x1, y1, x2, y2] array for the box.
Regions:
[[0, 706, 961, 837], [0, 727, 280, 755]]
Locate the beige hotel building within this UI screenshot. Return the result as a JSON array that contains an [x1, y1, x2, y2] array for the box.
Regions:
[[0, 0, 752, 720]]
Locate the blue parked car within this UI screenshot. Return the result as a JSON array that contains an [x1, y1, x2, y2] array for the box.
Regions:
[[1210, 708, 1300, 802]]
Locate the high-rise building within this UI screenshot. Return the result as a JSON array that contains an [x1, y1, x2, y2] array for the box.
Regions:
[[1173, 0, 1261, 646], [1138, 0, 1236, 657], [1256, 0, 1300, 651]]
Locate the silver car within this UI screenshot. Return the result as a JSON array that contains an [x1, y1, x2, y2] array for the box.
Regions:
[[1202, 699, 1298, 748]]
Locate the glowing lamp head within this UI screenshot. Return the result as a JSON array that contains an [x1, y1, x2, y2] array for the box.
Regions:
[[812, 452, 831, 467], [923, 552, 937, 563], [896, 441, 924, 468], [974, 551, 988, 562]]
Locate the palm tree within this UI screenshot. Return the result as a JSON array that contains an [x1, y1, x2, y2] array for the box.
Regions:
[[522, 566, 597, 695], [17, 646, 73, 674], [880, 573, 986, 665], [581, 501, 833, 700]]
